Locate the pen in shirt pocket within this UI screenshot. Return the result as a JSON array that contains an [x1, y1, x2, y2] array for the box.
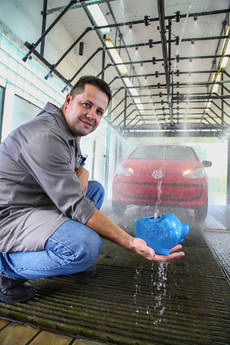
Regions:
[[78, 154, 88, 166]]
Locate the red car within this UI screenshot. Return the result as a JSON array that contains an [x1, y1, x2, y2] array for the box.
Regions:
[[112, 144, 212, 221]]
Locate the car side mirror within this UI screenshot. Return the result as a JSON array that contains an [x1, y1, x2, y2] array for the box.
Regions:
[[202, 160, 212, 167]]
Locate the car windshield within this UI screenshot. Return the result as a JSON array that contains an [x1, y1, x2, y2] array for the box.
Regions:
[[129, 146, 197, 161]]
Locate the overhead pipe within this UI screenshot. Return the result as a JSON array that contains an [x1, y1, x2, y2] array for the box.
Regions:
[[98, 54, 230, 77], [129, 91, 221, 98], [174, 94, 230, 100], [168, 18, 172, 99], [157, 0, 173, 124], [62, 47, 103, 92], [110, 96, 126, 113], [208, 9, 230, 83], [82, 3, 145, 127], [124, 89, 128, 131], [221, 98, 230, 110], [112, 87, 124, 99], [221, 84, 230, 94], [200, 8, 229, 127], [45, 4, 229, 22], [104, 0, 142, 99], [108, 69, 220, 85], [44, 0, 117, 15], [101, 43, 106, 80], [24, 42, 69, 85], [116, 109, 139, 127], [105, 0, 145, 129], [40, 0, 48, 56], [141, 115, 207, 121], [95, 35, 230, 52], [112, 79, 230, 90], [23, 0, 77, 62], [111, 104, 134, 124], [205, 111, 224, 125], [112, 109, 137, 126], [62, 39, 154, 91], [22, 2, 229, 87], [45, 27, 93, 79], [212, 101, 230, 119], [206, 107, 228, 124], [125, 115, 138, 128], [222, 75, 225, 126], [123, 130, 223, 138]]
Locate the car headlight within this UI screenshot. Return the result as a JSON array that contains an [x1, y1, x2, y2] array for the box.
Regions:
[[116, 165, 134, 176], [183, 168, 206, 178]]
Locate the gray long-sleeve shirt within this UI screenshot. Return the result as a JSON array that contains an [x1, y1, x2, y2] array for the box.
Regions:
[[0, 102, 94, 253]]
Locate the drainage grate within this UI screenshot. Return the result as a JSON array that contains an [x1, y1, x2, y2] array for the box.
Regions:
[[204, 229, 230, 283], [0, 255, 230, 344], [0, 230, 230, 345]]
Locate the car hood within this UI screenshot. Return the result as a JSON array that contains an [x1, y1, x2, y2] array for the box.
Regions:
[[122, 159, 202, 175]]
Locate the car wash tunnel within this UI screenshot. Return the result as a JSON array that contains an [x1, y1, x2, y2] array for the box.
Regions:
[[0, 0, 230, 344]]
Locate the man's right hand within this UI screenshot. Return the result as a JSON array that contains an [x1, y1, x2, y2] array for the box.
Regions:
[[129, 237, 184, 262], [86, 209, 185, 263]]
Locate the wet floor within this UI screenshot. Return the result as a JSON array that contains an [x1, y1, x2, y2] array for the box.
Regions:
[[0, 201, 230, 345]]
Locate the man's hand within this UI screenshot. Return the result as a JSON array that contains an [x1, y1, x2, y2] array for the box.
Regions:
[[129, 238, 184, 262], [75, 167, 89, 193], [86, 209, 185, 263]]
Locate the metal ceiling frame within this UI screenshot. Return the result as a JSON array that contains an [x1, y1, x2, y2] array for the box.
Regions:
[[21, 0, 230, 137]]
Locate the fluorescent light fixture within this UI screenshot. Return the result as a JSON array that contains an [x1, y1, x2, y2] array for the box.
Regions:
[[135, 98, 144, 111], [220, 26, 230, 69], [216, 73, 221, 82], [105, 39, 128, 74], [221, 39, 230, 68], [221, 56, 229, 69], [88, 4, 110, 34], [212, 83, 219, 93], [225, 38, 230, 55], [211, 72, 221, 93], [123, 78, 144, 111], [123, 77, 138, 95], [205, 100, 211, 112], [211, 72, 216, 81], [206, 101, 211, 108], [123, 77, 133, 88]]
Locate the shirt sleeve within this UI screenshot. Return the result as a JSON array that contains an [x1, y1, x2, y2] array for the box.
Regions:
[[18, 131, 94, 224]]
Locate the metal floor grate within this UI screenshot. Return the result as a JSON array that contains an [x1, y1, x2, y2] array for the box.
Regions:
[[0, 238, 230, 345], [204, 229, 230, 283]]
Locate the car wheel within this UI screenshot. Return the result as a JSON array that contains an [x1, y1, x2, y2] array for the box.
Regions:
[[112, 200, 126, 216], [194, 199, 208, 221]]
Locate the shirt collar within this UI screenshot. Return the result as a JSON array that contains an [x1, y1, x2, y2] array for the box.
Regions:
[[41, 102, 76, 141]]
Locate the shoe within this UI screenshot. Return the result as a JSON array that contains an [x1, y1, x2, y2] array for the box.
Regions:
[[65, 265, 96, 279], [0, 275, 35, 303]]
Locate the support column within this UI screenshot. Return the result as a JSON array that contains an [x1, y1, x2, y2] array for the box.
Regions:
[[123, 88, 127, 134], [227, 138, 230, 205], [1, 83, 15, 141], [91, 139, 96, 180], [221, 72, 224, 128], [104, 96, 112, 198]]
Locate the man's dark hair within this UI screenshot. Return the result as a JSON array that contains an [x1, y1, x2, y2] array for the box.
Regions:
[[70, 76, 112, 103]]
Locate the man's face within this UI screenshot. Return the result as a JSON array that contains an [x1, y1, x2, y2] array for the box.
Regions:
[[61, 84, 109, 137]]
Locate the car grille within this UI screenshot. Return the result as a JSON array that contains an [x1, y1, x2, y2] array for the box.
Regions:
[[115, 181, 204, 202]]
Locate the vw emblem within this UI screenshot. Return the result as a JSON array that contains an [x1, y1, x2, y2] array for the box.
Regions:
[[152, 167, 164, 180]]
